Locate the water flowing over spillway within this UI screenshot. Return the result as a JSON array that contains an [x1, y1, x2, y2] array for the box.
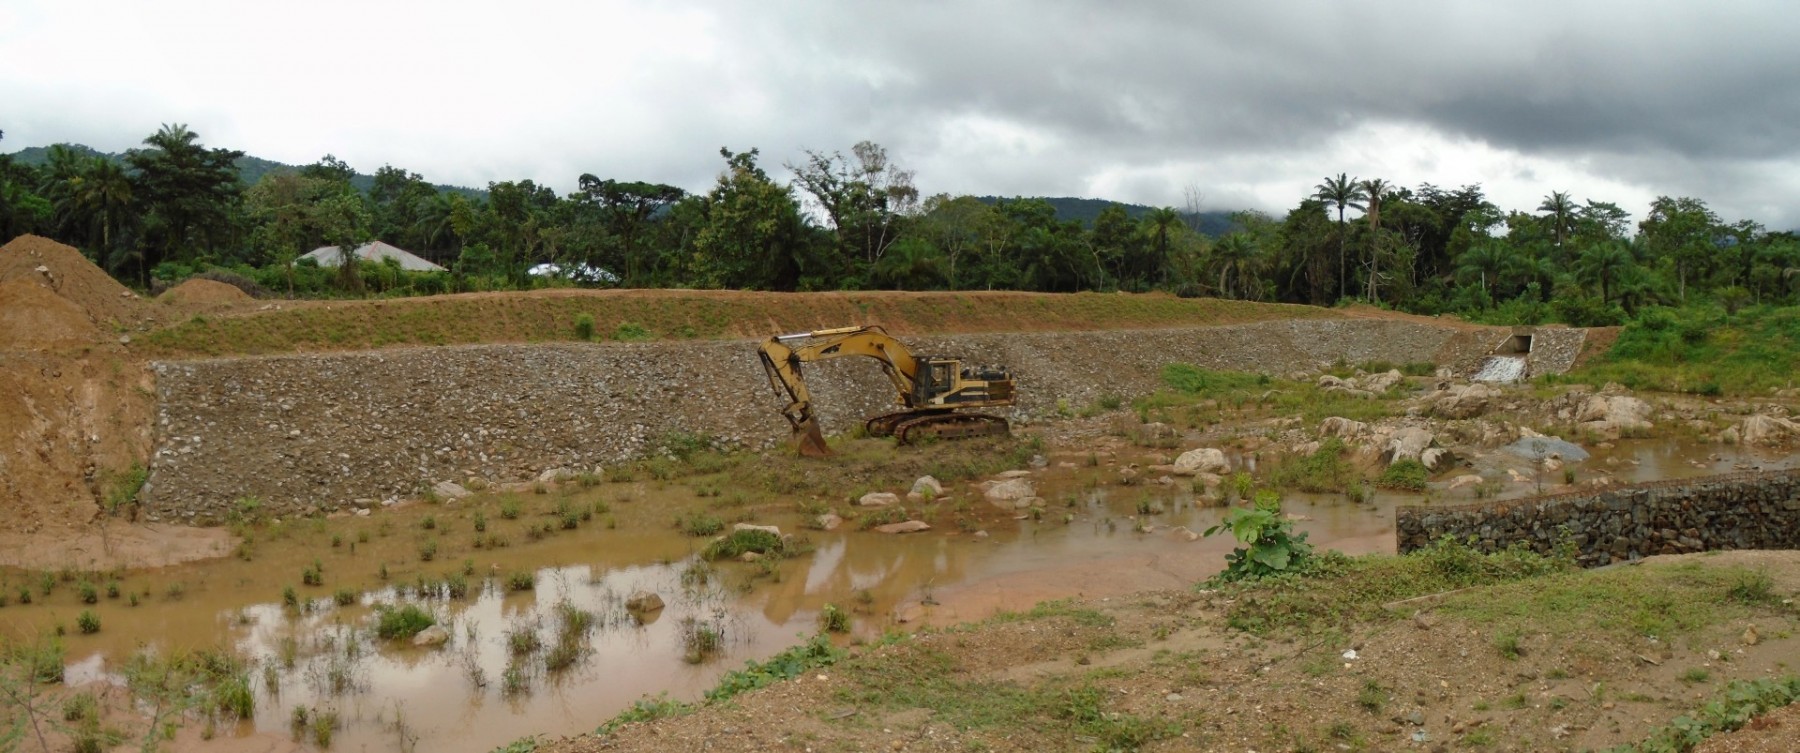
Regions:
[[1472, 355, 1527, 383]]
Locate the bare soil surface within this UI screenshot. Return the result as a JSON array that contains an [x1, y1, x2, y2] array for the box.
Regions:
[[539, 551, 1800, 753]]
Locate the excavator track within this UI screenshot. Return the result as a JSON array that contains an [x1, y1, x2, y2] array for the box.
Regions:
[[895, 413, 1010, 445], [865, 410, 949, 438]]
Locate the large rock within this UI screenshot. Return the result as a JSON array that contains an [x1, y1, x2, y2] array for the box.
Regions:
[[1319, 417, 1368, 439], [1360, 370, 1405, 394], [733, 522, 781, 536], [858, 492, 900, 507], [1430, 383, 1501, 419], [1577, 395, 1653, 438], [984, 478, 1035, 505], [908, 476, 944, 499], [432, 481, 472, 501], [874, 520, 931, 534], [1172, 448, 1229, 476], [625, 590, 664, 613], [1419, 447, 1451, 471], [1739, 414, 1800, 446], [411, 625, 450, 648], [814, 513, 843, 531], [1385, 427, 1435, 465]]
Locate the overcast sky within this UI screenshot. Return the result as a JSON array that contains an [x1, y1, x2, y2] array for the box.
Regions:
[[4, 1, 1797, 229]]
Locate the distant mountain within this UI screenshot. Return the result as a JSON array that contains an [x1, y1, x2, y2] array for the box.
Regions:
[[973, 196, 1239, 237], [5, 144, 486, 200]]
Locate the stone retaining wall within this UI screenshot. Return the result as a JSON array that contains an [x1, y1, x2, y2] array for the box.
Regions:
[[145, 319, 1483, 523], [1396, 471, 1800, 567]]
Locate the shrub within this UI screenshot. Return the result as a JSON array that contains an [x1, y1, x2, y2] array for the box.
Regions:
[[701, 529, 784, 561], [77, 581, 98, 604], [818, 603, 850, 634], [333, 589, 357, 607], [1160, 363, 1269, 396], [76, 610, 101, 634], [1203, 491, 1314, 583], [507, 571, 536, 592], [676, 512, 724, 537], [573, 313, 596, 340], [374, 604, 435, 640], [1270, 438, 1358, 493], [614, 322, 652, 341], [1376, 459, 1429, 491]]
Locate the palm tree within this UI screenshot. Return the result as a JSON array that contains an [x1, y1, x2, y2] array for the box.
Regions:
[[1453, 242, 1507, 302], [1313, 174, 1365, 300], [1358, 178, 1390, 302], [62, 157, 134, 268], [1538, 191, 1575, 252], [1576, 240, 1636, 305], [1141, 207, 1181, 287], [1212, 232, 1260, 299]]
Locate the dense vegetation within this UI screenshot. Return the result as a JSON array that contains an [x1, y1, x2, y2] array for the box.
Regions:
[[3, 125, 1796, 327]]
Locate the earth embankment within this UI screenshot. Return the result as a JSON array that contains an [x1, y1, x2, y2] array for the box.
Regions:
[[145, 319, 1501, 523]]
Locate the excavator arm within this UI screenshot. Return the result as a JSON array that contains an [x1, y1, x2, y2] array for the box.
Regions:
[[757, 325, 920, 456]]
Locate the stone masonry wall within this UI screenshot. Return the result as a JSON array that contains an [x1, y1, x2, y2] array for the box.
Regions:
[[1396, 470, 1800, 567], [146, 319, 1475, 523]]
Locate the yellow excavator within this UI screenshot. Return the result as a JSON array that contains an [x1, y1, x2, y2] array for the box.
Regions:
[[757, 325, 1016, 456]]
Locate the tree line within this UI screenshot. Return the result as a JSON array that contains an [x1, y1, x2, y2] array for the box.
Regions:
[[3, 123, 1796, 325]]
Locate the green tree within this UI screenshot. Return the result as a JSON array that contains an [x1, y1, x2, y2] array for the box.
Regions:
[[1576, 240, 1637, 305], [1276, 198, 1337, 304], [1211, 232, 1261, 299], [126, 123, 245, 282], [1538, 190, 1575, 251], [692, 148, 812, 290], [1638, 196, 1720, 303], [789, 141, 920, 282], [1454, 242, 1508, 302], [1358, 178, 1392, 303], [574, 175, 686, 286], [1313, 173, 1365, 300], [913, 194, 993, 289], [1140, 207, 1182, 289]]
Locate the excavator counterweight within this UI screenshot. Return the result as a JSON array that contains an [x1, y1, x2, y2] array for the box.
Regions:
[[757, 325, 1015, 456]]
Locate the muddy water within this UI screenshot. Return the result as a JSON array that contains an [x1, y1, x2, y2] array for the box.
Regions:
[[4, 436, 1793, 752]]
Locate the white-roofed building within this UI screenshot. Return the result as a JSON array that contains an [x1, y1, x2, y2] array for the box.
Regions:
[[300, 241, 447, 272]]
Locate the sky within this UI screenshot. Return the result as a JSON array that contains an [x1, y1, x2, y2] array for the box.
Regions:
[[4, 1, 1798, 229]]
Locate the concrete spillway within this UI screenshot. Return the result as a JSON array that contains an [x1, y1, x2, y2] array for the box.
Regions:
[[1472, 355, 1527, 383]]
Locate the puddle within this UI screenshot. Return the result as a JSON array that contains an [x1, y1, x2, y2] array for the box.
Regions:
[[2, 435, 1787, 750]]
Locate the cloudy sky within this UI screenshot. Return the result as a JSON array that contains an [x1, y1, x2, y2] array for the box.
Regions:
[[4, 1, 1797, 228]]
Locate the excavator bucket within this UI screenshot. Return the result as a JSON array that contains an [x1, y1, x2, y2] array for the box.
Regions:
[[794, 419, 833, 457]]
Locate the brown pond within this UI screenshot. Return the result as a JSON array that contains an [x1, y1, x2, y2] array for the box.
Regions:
[[3, 436, 1793, 752]]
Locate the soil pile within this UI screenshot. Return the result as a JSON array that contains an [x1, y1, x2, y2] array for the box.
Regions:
[[0, 277, 98, 347], [158, 278, 253, 309], [0, 234, 146, 338]]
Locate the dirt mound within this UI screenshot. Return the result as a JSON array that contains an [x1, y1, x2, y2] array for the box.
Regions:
[[0, 234, 146, 334], [0, 278, 99, 347], [159, 278, 252, 308]]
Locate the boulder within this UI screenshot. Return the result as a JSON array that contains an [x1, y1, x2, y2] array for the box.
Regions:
[[733, 523, 781, 537], [432, 481, 472, 501], [536, 467, 573, 484], [1172, 448, 1229, 476], [1361, 370, 1405, 394], [984, 478, 1035, 505], [625, 590, 665, 613], [909, 475, 944, 498], [1739, 414, 1800, 446], [411, 625, 450, 648], [1169, 526, 1200, 542], [1319, 417, 1368, 439], [1385, 427, 1435, 465], [857, 492, 900, 507], [874, 520, 931, 534], [814, 513, 843, 531], [738, 551, 763, 563], [1577, 395, 1653, 438], [1419, 447, 1451, 471], [1431, 383, 1501, 419], [1447, 474, 1482, 490]]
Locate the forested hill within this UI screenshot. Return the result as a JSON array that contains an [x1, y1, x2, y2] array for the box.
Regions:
[[5, 144, 485, 199], [973, 196, 1237, 237]]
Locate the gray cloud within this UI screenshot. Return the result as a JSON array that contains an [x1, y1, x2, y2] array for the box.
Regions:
[[3, 1, 1796, 228]]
